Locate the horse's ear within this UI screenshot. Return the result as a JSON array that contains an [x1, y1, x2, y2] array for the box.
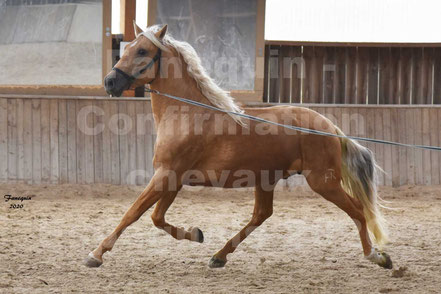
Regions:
[[155, 24, 168, 40], [133, 21, 144, 37]]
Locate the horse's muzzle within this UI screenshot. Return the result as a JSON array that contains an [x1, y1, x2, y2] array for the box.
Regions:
[[104, 70, 132, 97]]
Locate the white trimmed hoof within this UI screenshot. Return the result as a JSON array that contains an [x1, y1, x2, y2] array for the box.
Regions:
[[84, 252, 103, 268], [190, 227, 204, 243], [366, 248, 393, 269], [208, 256, 227, 268]]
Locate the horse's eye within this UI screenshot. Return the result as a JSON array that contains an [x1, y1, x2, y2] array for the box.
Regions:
[[138, 48, 148, 56]]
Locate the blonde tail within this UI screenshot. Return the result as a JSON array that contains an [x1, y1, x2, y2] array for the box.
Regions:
[[336, 128, 388, 247]]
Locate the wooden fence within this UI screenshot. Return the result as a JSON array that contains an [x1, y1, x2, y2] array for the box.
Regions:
[[1, 96, 440, 186], [0, 96, 155, 186], [264, 44, 441, 105]]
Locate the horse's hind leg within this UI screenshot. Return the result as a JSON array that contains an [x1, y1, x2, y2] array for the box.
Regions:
[[306, 170, 392, 268], [151, 191, 204, 243], [209, 185, 274, 268]]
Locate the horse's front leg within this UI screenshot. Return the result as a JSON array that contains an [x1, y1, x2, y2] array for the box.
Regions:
[[209, 185, 274, 268], [84, 168, 177, 267], [151, 192, 204, 243]]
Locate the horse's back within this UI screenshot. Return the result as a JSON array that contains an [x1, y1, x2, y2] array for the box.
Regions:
[[189, 105, 341, 187]]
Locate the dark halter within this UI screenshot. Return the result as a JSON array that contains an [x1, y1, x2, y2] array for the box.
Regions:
[[113, 48, 162, 85]]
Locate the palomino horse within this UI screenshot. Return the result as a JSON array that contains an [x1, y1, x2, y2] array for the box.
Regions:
[[85, 24, 392, 269]]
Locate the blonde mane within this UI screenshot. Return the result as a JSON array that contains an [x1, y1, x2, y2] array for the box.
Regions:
[[141, 25, 245, 125]]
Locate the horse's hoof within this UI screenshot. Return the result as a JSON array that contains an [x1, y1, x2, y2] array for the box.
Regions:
[[208, 256, 226, 268], [378, 252, 393, 269], [84, 252, 103, 268], [191, 227, 204, 243], [366, 249, 393, 269]]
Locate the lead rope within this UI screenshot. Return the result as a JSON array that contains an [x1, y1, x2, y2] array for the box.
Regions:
[[145, 88, 441, 152]]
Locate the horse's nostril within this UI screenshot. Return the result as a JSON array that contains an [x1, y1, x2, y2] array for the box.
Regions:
[[105, 77, 115, 89]]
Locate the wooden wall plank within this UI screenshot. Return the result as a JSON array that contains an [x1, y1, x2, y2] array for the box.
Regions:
[[23, 100, 33, 183], [414, 48, 432, 104], [400, 48, 413, 104], [405, 109, 416, 185], [32, 100, 41, 184], [334, 107, 342, 132], [85, 101, 95, 184], [282, 46, 293, 103], [76, 100, 86, 184], [374, 108, 385, 185], [425, 48, 434, 104], [93, 100, 104, 183], [348, 107, 357, 137], [0, 99, 7, 182], [340, 107, 350, 134], [109, 101, 121, 184], [7, 99, 17, 181], [16, 99, 24, 181], [433, 48, 441, 104], [40, 99, 51, 183], [356, 47, 369, 104], [277, 47, 284, 103], [383, 108, 392, 186], [278, 46, 290, 103], [145, 101, 155, 183], [323, 47, 335, 103], [345, 47, 357, 104], [302, 46, 313, 103], [263, 45, 269, 102], [398, 109, 407, 185], [367, 48, 379, 104], [365, 108, 376, 159], [349, 106, 359, 136], [390, 108, 400, 186], [290, 46, 302, 103], [102, 101, 112, 183], [49, 100, 59, 183], [390, 48, 401, 104], [412, 48, 424, 104], [67, 100, 77, 183], [422, 108, 431, 185], [58, 100, 68, 183], [313, 46, 325, 103], [118, 101, 129, 185], [127, 101, 138, 185], [323, 107, 335, 126], [378, 48, 391, 104], [439, 109, 441, 183], [429, 109, 439, 185], [357, 108, 368, 148], [414, 109, 424, 184], [334, 47, 346, 103], [135, 101, 147, 185], [268, 46, 280, 103]]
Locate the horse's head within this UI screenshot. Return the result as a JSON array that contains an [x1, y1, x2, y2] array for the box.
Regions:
[[104, 23, 168, 97]]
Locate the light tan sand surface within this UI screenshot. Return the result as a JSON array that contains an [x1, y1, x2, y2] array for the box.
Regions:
[[1, 183, 440, 293]]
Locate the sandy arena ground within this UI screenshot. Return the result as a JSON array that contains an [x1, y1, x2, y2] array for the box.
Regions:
[[0, 183, 440, 293]]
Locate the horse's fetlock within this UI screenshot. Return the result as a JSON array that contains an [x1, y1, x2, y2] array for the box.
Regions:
[[151, 214, 165, 227]]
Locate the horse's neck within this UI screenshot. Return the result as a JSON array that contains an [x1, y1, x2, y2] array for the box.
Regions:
[[150, 58, 206, 124]]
